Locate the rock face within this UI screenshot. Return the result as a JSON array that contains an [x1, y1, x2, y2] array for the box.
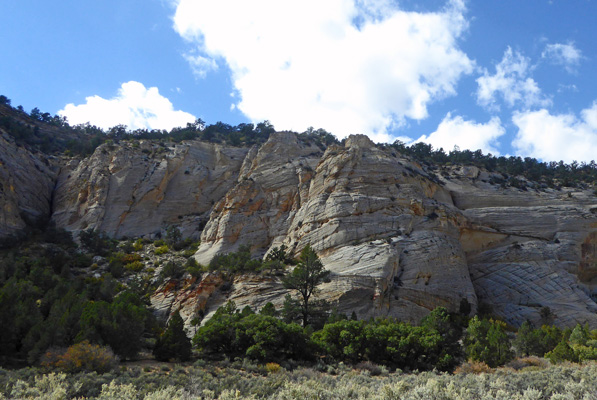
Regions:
[[3, 128, 597, 329], [192, 134, 478, 324], [455, 185, 597, 327], [51, 140, 248, 239], [190, 133, 597, 328], [0, 132, 56, 242], [195, 132, 324, 262]]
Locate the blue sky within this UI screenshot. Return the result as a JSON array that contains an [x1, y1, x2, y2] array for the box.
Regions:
[[1, 0, 597, 162]]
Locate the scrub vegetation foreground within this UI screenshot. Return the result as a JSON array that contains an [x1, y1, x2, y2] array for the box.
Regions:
[[3, 361, 597, 399]]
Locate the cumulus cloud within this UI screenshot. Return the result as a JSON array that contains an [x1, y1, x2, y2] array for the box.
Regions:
[[59, 81, 196, 130], [542, 42, 582, 73], [476, 47, 550, 111], [171, 0, 474, 138], [512, 102, 597, 162], [416, 113, 505, 155]]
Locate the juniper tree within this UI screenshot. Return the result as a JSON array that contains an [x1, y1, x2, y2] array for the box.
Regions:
[[153, 309, 192, 362], [282, 245, 330, 327]]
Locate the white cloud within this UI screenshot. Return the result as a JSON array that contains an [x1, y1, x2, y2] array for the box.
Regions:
[[512, 102, 597, 162], [59, 81, 196, 130], [171, 0, 474, 138], [476, 47, 550, 111], [542, 42, 582, 73], [416, 113, 505, 154], [557, 83, 578, 93], [184, 52, 218, 79]]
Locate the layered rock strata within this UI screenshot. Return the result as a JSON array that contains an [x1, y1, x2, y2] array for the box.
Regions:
[[51, 140, 248, 239], [449, 174, 597, 327], [3, 128, 597, 329], [195, 132, 324, 261], [190, 133, 597, 328], [194, 134, 478, 324]]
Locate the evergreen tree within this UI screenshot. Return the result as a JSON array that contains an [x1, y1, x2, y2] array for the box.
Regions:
[[513, 321, 563, 357], [78, 291, 151, 360], [259, 302, 279, 317], [154, 310, 192, 362], [464, 316, 513, 367], [282, 245, 330, 327], [546, 339, 578, 364]]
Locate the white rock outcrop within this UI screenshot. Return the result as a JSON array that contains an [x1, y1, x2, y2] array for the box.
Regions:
[[4, 129, 597, 329], [51, 140, 248, 239]]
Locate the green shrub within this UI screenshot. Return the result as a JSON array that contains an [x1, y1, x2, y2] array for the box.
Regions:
[[119, 241, 135, 253], [265, 244, 291, 263], [124, 261, 144, 272], [185, 258, 205, 279], [183, 246, 199, 258], [313, 311, 461, 372], [133, 239, 144, 252], [79, 229, 116, 256], [313, 319, 367, 363], [546, 339, 578, 363], [108, 252, 138, 277], [77, 291, 152, 360], [208, 245, 263, 273], [154, 245, 169, 255], [121, 253, 141, 264], [464, 316, 513, 367], [160, 261, 184, 280], [165, 226, 183, 249], [514, 321, 563, 357], [259, 302, 279, 318], [108, 261, 124, 278], [265, 362, 281, 374], [193, 301, 313, 362]]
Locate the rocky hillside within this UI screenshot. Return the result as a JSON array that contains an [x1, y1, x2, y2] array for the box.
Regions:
[[2, 124, 597, 330]]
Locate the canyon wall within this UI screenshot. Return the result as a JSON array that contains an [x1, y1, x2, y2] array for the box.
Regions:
[[2, 131, 597, 328]]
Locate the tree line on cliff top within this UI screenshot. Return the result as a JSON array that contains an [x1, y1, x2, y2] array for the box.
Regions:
[[2, 93, 597, 189]]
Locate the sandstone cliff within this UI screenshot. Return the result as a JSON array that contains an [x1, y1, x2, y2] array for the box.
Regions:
[[0, 132, 57, 242], [2, 127, 597, 330], [51, 140, 248, 239], [188, 133, 597, 328]]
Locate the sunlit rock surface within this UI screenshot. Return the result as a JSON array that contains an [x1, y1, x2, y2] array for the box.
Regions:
[[3, 129, 597, 328]]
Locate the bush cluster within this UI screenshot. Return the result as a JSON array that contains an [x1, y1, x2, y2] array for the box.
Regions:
[[206, 245, 290, 277], [40, 341, 118, 373], [108, 252, 145, 277], [193, 302, 464, 372], [208, 245, 263, 273], [464, 316, 513, 367], [515, 321, 597, 364], [0, 230, 157, 366], [193, 302, 312, 362], [313, 307, 463, 371], [154, 245, 169, 255]]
